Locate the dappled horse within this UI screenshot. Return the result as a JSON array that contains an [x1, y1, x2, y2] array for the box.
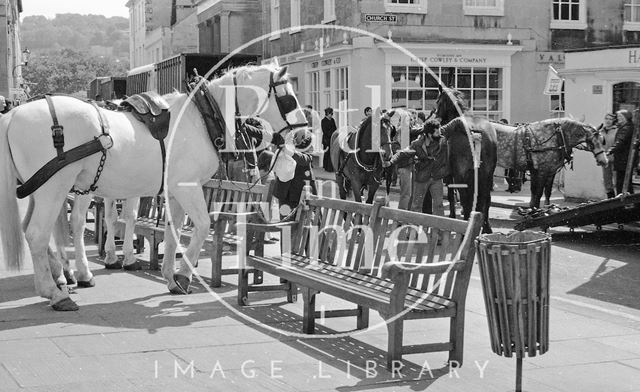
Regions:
[[435, 87, 497, 233], [330, 112, 394, 203], [492, 119, 608, 208], [0, 63, 307, 311]]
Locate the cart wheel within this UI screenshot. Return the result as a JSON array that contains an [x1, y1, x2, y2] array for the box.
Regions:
[[596, 225, 602, 231], [618, 224, 624, 230]]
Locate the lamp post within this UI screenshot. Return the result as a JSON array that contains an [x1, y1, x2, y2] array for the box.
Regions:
[[12, 48, 31, 78]]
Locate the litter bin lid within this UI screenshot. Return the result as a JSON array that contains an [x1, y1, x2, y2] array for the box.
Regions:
[[477, 230, 550, 244]]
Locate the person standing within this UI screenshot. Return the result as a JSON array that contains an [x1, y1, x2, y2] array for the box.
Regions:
[[385, 119, 448, 215], [321, 107, 337, 172], [608, 109, 637, 195], [598, 113, 618, 198]]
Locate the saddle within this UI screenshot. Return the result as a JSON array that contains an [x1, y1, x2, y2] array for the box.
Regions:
[[121, 92, 171, 141]]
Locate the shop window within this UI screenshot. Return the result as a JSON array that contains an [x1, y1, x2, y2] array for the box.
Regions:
[[290, 0, 301, 33], [335, 66, 349, 110], [463, 0, 504, 16], [549, 87, 565, 118], [390, 65, 503, 119], [613, 82, 640, 112], [323, 0, 336, 23], [624, 0, 640, 31], [385, 0, 428, 14], [308, 71, 320, 112], [551, 0, 587, 30], [270, 0, 280, 40]]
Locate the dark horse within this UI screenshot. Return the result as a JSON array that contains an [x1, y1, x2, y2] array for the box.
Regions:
[[330, 115, 394, 203], [436, 87, 497, 233], [492, 119, 608, 208]]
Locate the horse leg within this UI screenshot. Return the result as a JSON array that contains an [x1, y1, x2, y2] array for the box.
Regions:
[[122, 198, 141, 270], [171, 189, 209, 294], [70, 194, 95, 286], [366, 182, 379, 204], [26, 186, 78, 310], [529, 170, 543, 209], [102, 198, 121, 268], [336, 172, 348, 200], [51, 203, 74, 285], [543, 173, 555, 206], [162, 196, 187, 293], [447, 188, 456, 218], [477, 173, 493, 234]]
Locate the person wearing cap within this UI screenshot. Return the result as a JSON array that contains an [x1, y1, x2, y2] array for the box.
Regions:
[[597, 112, 618, 198], [272, 129, 317, 218], [384, 119, 449, 215], [609, 109, 638, 195]]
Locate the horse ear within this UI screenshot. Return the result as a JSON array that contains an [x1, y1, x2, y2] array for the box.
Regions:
[[276, 65, 288, 80]]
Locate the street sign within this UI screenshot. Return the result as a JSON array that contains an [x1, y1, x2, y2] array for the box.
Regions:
[[363, 13, 397, 23]]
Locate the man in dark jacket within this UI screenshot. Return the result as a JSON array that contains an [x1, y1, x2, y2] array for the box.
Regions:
[[385, 119, 448, 215], [321, 107, 337, 172], [609, 109, 638, 195]]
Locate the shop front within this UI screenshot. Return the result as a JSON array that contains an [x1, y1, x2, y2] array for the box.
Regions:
[[560, 46, 640, 200]]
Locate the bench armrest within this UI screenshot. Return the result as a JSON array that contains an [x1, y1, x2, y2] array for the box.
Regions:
[[237, 221, 300, 233], [382, 260, 466, 280]]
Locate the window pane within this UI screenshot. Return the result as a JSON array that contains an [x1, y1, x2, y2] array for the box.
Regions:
[[392, 66, 406, 85], [489, 90, 502, 111], [488, 68, 501, 88], [424, 70, 439, 88], [408, 66, 422, 88], [408, 89, 422, 109], [560, 3, 569, 19], [473, 90, 487, 110], [553, 2, 559, 19], [392, 89, 407, 108], [473, 68, 487, 88], [441, 67, 456, 86], [457, 68, 472, 89], [324, 71, 331, 88], [458, 89, 471, 109], [570, 3, 579, 20]]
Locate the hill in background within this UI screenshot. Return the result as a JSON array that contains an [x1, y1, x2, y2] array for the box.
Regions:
[[21, 14, 129, 60]]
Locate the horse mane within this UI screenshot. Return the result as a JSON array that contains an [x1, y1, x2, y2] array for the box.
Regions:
[[438, 87, 468, 124]]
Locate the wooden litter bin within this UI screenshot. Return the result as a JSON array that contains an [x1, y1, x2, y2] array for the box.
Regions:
[[476, 231, 551, 392]]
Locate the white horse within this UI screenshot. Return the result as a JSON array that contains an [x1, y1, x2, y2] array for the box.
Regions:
[[0, 63, 306, 311]]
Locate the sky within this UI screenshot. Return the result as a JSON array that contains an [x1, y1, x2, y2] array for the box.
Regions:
[[21, 0, 129, 19]]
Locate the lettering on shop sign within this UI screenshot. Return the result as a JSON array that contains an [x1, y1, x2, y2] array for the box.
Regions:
[[592, 85, 603, 94], [537, 52, 565, 64], [363, 14, 398, 23], [311, 58, 341, 69], [629, 49, 640, 64], [418, 54, 487, 65]]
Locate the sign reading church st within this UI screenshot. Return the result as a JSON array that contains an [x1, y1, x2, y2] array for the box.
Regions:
[[362, 13, 398, 23]]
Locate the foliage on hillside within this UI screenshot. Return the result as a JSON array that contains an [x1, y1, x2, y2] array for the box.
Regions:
[[20, 14, 130, 96]]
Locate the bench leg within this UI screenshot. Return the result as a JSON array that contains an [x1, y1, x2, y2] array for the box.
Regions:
[[302, 287, 317, 334], [287, 282, 297, 303], [210, 228, 223, 288], [237, 268, 250, 306], [150, 234, 160, 271], [449, 314, 465, 366], [385, 316, 404, 370], [357, 305, 370, 329]]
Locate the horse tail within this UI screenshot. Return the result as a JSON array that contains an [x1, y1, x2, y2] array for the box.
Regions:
[[0, 111, 25, 270]]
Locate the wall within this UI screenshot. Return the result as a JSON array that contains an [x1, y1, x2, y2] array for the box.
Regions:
[[171, 11, 199, 54]]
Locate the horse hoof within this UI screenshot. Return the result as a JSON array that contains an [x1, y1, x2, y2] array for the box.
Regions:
[[172, 274, 192, 295], [63, 270, 77, 285], [51, 297, 79, 311], [123, 261, 142, 271], [104, 260, 123, 270], [77, 277, 96, 288]]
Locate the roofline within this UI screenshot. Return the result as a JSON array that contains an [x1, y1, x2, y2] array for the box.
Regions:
[[564, 44, 640, 53]]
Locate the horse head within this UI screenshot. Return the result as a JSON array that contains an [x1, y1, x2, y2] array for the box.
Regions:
[[435, 86, 468, 125], [561, 118, 608, 167]]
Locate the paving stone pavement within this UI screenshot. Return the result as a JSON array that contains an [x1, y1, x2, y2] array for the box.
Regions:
[[1, 198, 640, 391]]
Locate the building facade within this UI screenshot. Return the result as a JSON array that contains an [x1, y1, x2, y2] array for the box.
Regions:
[[260, 0, 565, 129], [1, 0, 26, 102], [196, 0, 262, 57], [552, 0, 640, 199], [127, 0, 198, 68]]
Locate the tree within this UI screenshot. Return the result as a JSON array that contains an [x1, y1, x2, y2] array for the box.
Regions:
[[22, 49, 129, 96]]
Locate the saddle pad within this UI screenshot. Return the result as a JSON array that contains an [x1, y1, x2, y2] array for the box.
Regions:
[[123, 92, 169, 116]]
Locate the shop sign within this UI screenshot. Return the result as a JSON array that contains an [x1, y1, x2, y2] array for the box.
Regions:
[[629, 49, 640, 64], [418, 54, 487, 65], [592, 85, 603, 94], [537, 51, 565, 64], [363, 14, 397, 23]]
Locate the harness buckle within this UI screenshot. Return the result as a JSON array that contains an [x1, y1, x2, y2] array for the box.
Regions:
[[51, 124, 64, 149]]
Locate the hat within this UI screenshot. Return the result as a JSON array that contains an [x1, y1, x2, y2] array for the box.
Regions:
[[422, 118, 441, 135]]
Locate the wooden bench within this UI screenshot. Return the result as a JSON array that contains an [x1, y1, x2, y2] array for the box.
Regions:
[[113, 179, 274, 286], [239, 194, 483, 369]]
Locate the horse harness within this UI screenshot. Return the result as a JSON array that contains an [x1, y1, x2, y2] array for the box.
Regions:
[[521, 123, 573, 170], [16, 94, 113, 199]]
